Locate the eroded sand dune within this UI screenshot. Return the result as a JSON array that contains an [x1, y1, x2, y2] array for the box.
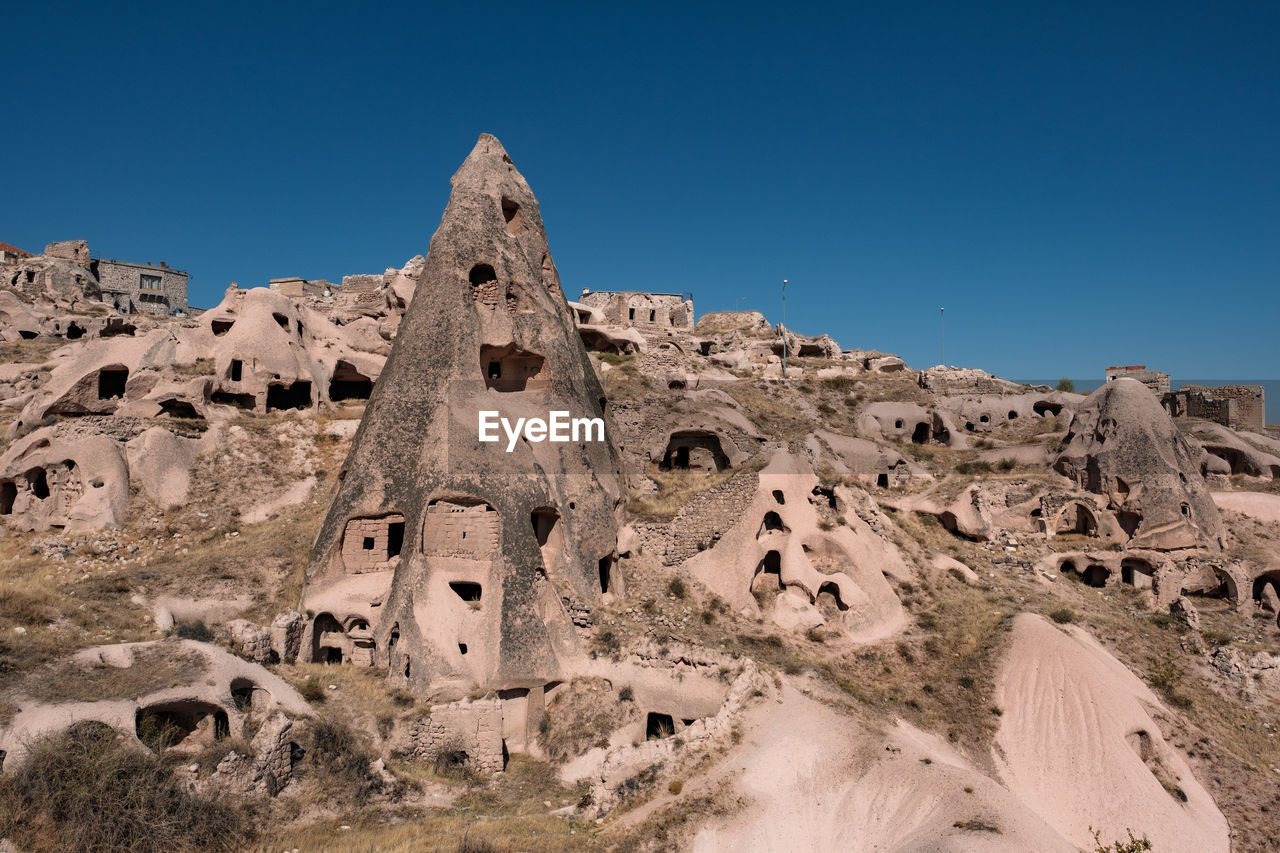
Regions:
[[994, 614, 1229, 852], [691, 684, 1074, 852]]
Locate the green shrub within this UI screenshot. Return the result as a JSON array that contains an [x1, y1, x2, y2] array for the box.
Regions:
[[668, 577, 686, 599], [956, 461, 992, 475], [1049, 608, 1075, 624], [1055, 378, 1076, 393]]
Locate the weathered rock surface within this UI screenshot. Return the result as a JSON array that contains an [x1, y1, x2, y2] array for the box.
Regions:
[[1054, 378, 1224, 551], [300, 134, 625, 701]]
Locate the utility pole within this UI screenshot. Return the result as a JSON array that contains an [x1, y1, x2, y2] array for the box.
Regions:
[[939, 307, 945, 368], [781, 279, 789, 378]]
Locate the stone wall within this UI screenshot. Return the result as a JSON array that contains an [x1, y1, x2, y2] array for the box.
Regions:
[[341, 274, 384, 293], [407, 698, 505, 773], [579, 291, 694, 330], [93, 258, 189, 315], [661, 468, 760, 565], [341, 514, 404, 573], [1162, 385, 1265, 432], [422, 501, 500, 558], [44, 240, 90, 266]]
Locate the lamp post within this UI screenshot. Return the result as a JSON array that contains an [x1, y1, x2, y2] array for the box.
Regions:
[[781, 278, 789, 378]]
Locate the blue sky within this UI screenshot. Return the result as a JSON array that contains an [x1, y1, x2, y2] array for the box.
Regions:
[[3, 1, 1277, 378]]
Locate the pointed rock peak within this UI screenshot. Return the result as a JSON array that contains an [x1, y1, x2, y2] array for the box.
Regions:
[[452, 133, 520, 190]]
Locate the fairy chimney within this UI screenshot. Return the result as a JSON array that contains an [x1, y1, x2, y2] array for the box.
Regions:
[[300, 134, 625, 701]]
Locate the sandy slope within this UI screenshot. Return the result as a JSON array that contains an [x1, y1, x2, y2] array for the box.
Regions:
[[1212, 490, 1280, 524], [994, 614, 1229, 852], [689, 683, 1074, 852]]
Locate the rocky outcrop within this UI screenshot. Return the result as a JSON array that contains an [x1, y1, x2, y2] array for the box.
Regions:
[[1054, 378, 1224, 552], [0, 425, 130, 531], [683, 450, 909, 641], [0, 640, 309, 769], [299, 134, 625, 703], [207, 712, 295, 795]]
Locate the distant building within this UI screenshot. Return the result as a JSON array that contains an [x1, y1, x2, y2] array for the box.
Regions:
[[0, 241, 33, 263], [91, 257, 189, 315], [1105, 365, 1170, 395], [577, 289, 694, 330], [269, 276, 335, 298], [1163, 385, 1265, 433]]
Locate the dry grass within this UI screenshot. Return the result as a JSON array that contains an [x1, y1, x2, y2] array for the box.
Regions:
[[627, 467, 737, 521], [0, 419, 345, 692], [171, 357, 216, 377], [0, 338, 63, 365], [256, 756, 592, 853], [0, 721, 250, 852], [302, 716, 386, 806], [723, 381, 819, 441], [22, 642, 205, 703], [809, 575, 1013, 764], [539, 677, 641, 762], [598, 354, 648, 401], [281, 662, 423, 728]]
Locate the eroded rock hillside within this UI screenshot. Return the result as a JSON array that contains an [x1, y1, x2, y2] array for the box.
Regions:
[[2, 135, 1279, 853]]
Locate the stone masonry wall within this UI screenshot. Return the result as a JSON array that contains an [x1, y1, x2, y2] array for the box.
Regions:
[[341, 515, 404, 573], [93, 258, 189, 314], [1183, 385, 1264, 432], [661, 468, 760, 565], [407, 698, 505, 772], [579, 291, 694, 330]]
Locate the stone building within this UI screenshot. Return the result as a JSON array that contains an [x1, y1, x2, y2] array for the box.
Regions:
[[578, 289, 694, 331], [1105, 365, 1170, 395], [268, 277, 335, 298], [0, 241, 33, 264], [1163, 385, 1266, 433], [45, 240, 91, 266], [92, 256, 189, 315]]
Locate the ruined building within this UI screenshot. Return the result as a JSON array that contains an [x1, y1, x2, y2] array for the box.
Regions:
[[578, 289, 694, 331], [1105, 364, 1170, 395], [1163, 384, 1266, 433], [300, 136, 625, 718]]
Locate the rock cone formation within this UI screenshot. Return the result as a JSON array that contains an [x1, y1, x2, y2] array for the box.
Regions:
[[1054, 378, 1223, 551], [300, 135, 624, 701]]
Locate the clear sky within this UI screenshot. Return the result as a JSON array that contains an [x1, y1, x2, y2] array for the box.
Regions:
[[3, 1, 1277, 379]]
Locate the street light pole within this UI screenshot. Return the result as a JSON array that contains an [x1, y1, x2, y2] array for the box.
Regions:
[[781, 279, 788, 378]]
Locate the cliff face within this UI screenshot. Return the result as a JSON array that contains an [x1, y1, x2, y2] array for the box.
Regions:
[[301, 134, 625, 699]]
